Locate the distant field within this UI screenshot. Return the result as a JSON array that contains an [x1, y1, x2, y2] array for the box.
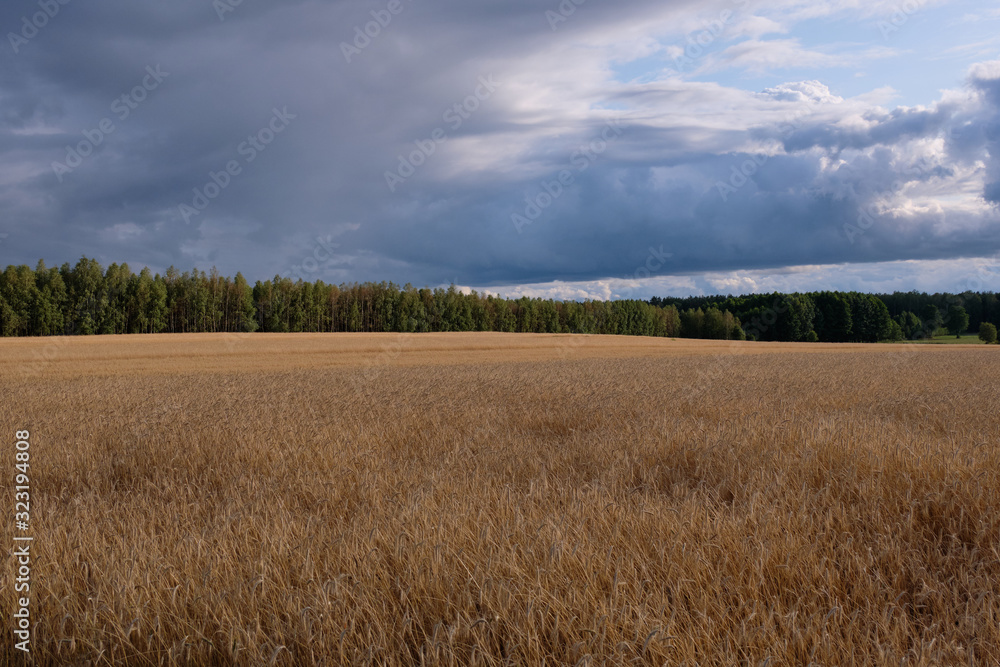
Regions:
[[916, 334, 985, 344], [2, 333, 998, 665]]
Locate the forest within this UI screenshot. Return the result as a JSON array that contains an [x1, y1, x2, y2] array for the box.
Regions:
[[0, 257, 995, 343], [651, 290, 998, 343], [0, 258, 681, 338]]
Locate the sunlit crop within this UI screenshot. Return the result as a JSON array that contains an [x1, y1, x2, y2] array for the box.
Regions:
[[2, 333, 997, 665]]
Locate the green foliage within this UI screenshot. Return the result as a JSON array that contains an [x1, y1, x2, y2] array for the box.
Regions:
[[775, 294, 816, 342], [814, 292, 852, 342], [3, 257, 999, 347], [679, 308, 704, 338], [921, 304, 943, 332], [0, 257, 693, 339], [0, 292, 15, 336], [847, 293, 893, 342], [895, 311, 922, 339], [653, 288, 998, 344], [946, 305, 969, 337], [877, 291, 1000, 336], [886, 320, 904, 342], [979, 322, 997, 344], [699, 307, 743, 340], [347, 301, 361, 332]]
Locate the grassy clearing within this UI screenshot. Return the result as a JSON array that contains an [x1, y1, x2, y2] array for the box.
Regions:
[[1, 333, 998, 665], [929, 334, 984, 344], [899, 334, 985, 344]]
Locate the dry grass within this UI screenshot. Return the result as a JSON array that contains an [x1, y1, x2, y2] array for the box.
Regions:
[[1, 332, 998, 665]]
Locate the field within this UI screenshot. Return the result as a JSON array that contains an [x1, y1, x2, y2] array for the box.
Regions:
[[2, 332, 999, 665]]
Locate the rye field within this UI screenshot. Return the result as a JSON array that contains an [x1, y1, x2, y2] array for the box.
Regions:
[[1, 332, 999, 666]]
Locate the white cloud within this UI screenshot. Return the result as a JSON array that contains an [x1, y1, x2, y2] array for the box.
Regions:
[[759, 80, 844, 104], [704, 38, 897, 75], [728, 15, 787, 39], [968, 59, 1000, 83]]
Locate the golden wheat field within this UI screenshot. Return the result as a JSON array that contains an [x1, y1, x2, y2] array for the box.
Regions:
[[1, 332, 999, 666]]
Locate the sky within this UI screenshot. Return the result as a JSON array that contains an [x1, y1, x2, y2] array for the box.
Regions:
[[1, 0, 999, 300]]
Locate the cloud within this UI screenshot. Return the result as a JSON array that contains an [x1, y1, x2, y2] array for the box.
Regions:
[[758, 80, 844, 104], [728, 15, 787, 40], [482, 256, 1000, 300], [966, 60, 1000, 203], [704, 38, 896, 75], [0, 0, 997, 298]]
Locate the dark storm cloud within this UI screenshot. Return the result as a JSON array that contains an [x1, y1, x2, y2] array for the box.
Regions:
[[0, 0, 998, 288], [968, 64, 1000, 204], [773, 105, 954, 153]]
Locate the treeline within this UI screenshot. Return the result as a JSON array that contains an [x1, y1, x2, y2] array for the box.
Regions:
[[5, 258, 989, 343], [651, 290, 998, 342], [0, 258, 698, 338]]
